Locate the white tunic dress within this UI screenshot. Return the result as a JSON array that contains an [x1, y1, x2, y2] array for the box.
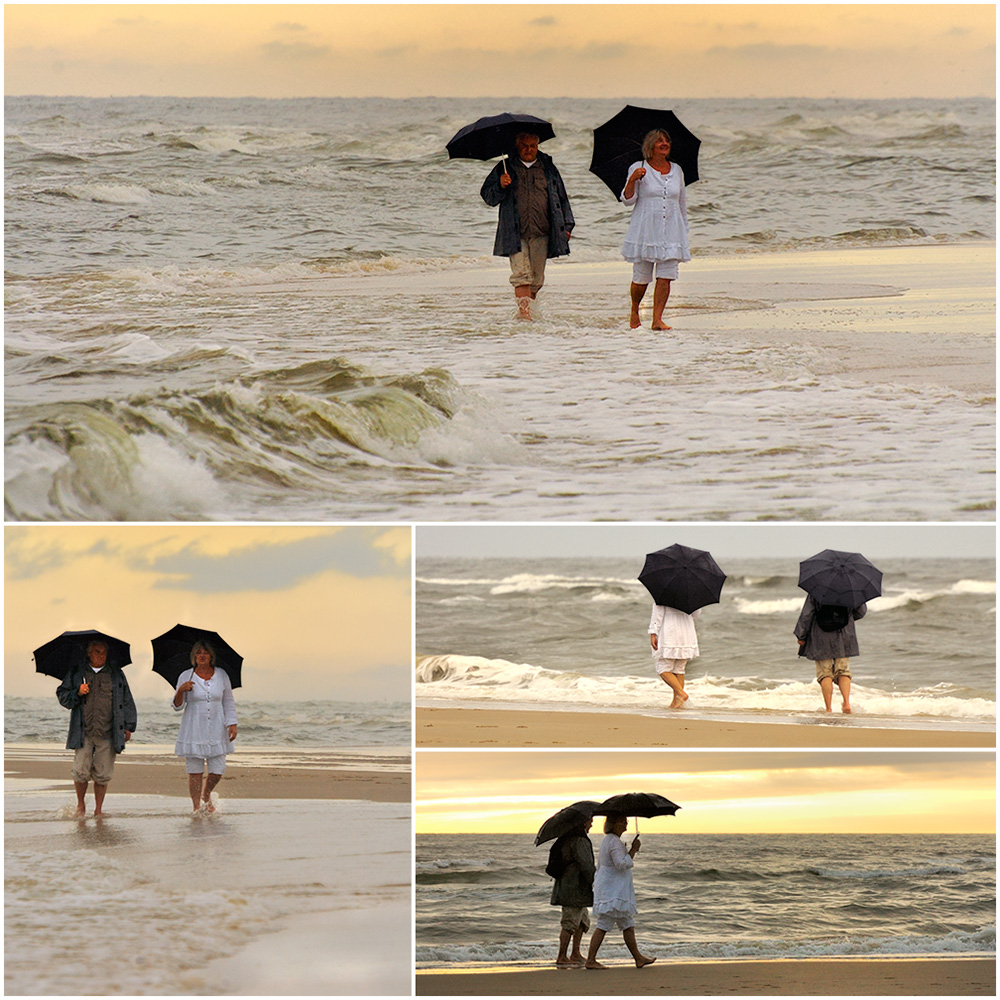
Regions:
[[620, 160, 690, 263], [173, 668, 238, 758], [649, 604, 701, 661], [592, 833, 637, 919]]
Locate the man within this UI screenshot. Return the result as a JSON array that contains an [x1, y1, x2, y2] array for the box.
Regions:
[[480, 132, 575, 319], [56, 639, 137, 816], [546, 817, 596, 967], [794, 596, 868, 714]]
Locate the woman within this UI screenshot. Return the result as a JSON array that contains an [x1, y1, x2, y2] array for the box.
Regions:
[[621, 129, 690, 330], [585, 814, 656, 969], [794, 595, 867, 714], [649, 604, 702, 708], [172, 639, 238, 813]]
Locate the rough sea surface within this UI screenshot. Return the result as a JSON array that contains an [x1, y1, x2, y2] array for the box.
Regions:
[[416, 832, 996, 969], [5, 95, 995, 520], [416, 556, 995, 730]]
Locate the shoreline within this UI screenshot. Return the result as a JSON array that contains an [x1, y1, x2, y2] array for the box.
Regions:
[[4, 755, 410, 801], [416, 706, 994, 748], [416, 956, 996, 996]]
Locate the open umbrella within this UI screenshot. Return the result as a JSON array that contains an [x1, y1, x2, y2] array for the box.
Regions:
[[590, 105, 701, 199], [596, 791, 681, 836], [534, 800, 603, 847], [33, 629, 131, 680], [798, 549, 882, 608], [446, 112, 555, 173], [638, 543, 726, 614], [151, 623, 243, 690]]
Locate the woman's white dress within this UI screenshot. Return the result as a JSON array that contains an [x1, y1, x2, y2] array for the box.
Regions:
[[173, 667, 238, 758], [592, 832, 637, 920], [620, 160, 690, 264], [649, 604, 701, 661]]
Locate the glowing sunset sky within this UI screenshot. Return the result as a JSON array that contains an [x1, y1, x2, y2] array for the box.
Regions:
[[5, 4, 994, 99], [5, 525, 411, 701], [416, 751, 996, 834]]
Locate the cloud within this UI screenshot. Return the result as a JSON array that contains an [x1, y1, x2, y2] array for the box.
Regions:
[[705, 42, 832, 59], [259, 41, 332, 61], [274, 22, 308, 32], [529, 17, 557, 27]]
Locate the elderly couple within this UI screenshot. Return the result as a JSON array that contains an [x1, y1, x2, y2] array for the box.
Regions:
[[547, 812, 655, 970], [56, 636, 238, 817], [481, 129, 687, 327]]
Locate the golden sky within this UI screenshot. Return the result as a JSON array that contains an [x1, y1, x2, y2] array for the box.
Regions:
[[5, 4, 994, 98], [5, 524, 411, 701], [416, 751, 996, 834]]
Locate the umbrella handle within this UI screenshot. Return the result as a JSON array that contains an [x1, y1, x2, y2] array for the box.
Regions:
[[635, 817, 639, 837], [502, 152, 509, 176]]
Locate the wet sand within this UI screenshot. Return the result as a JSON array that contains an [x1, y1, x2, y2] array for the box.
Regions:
[[416, 957, 995, 995], [4, 754, 410, 801], [416, 706, 994, 748]]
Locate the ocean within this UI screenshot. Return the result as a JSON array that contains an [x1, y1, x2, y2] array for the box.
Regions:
[[4, 696, 412, 995], [5, 95, 995, 521], [416, 556, 996, 731], [416, 832, 996, 969]]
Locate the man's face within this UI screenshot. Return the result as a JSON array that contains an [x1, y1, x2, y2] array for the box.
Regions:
[[88, 645, 107, 668], [515, 135, 539, 162]]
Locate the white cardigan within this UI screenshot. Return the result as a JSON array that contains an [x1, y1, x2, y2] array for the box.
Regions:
[[172, 667, 238, 757], [620, 159, 690, 263], [649, 604, 701, 661]]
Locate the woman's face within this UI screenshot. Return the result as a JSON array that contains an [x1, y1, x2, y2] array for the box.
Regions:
[[613, 816, 628, 835], [195, 649, 212, 669], [653, 136, 671, 159]]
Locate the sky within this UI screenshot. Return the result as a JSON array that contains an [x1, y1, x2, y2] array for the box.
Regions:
[[416, 523, 996, 560], [4, 4, 994, 99], [415, 750, 996, 834], [5, 524, 411, 701]]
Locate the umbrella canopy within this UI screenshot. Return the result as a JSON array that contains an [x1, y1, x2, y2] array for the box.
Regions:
[[590, 105, 701, 199], [798, 549, 882, 608], [446, 112, 555, 162], [33, 629, 132, 680], [534, 800, 602, 847], [596, 791, 680, 836], [151, 623, 244, 690], [638, 543, 726, 614]]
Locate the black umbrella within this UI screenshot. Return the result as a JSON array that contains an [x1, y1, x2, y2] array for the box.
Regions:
[[638, 543, 726, 614], [798, 549, 882, 608], [596, 791, 681, 836], [590, 105, 701, 199], [446, 112, 555, 167], [33, 629, 131, 680], [534, 800, 602, 847], [151, 623, 243, 690]]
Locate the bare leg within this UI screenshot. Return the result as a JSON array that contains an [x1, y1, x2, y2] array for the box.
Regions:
[[74, 780, 88, 816], [651, 278, 672, 330], [819, 676, 834, 712], [657, 669, 689, 708], [93, 783, 108, 817], [838, 675, 852, 714], [556, 928, 573, 966], [188, 772, 204, 812], [202, 772, 223, 811], [629, 282, 647, 328], [570, 923, 586, 965], [585, 928, 608, 969], [515, 284, 532, 319], [623, 926, 656, 968]]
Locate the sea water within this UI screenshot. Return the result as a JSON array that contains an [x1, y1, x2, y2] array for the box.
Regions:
[[416, 556, 995, 730], [5, 95, 995, 521], [416, 832, 995, 969]]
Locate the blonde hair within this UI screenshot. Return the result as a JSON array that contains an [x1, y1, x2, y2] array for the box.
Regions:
[[189, 640, 216, 667], [642, 129, 672, 160], [603, 812, 626, 834]]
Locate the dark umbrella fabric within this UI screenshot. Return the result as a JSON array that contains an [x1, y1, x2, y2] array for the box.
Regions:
[[590, 105, 701, 198], [33, 629, 131, 680], [151, 623, 243, 690], [595, 792, 681, 818], [798, 549, 882, 607], [446, 112, 555, 161], [638, 543, 726, 615], [534, 800, 603, 846]]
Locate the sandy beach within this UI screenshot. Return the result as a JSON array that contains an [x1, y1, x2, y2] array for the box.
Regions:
[[3, 751, 410, 801], [416, 706, 995, 748], [416, 957, 995, 995]]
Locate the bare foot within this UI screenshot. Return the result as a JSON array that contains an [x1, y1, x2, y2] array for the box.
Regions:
[[74, 805, 86, 817], [555, 958, 575, 967], [585, 961, 608, 970], [842, 704, 852, 714], [202, 798, 215, 813], [517, 298, 532, 320], [569, 954, 585, 966], [669, 691, 689, 709], [636, 955, 657, 968], [93, 810, 105, 819], [651, 322, 672, 331], [629, 308, 641, 329]]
